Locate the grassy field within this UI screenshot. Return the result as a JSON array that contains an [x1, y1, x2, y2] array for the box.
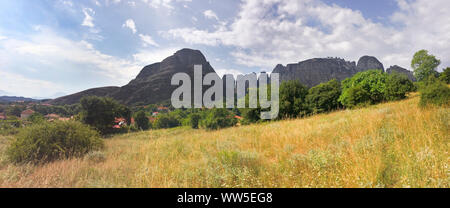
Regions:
[[0, 94, 448, 188]]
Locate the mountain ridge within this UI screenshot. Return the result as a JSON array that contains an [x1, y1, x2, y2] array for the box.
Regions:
[[49, 48, 415, 106]]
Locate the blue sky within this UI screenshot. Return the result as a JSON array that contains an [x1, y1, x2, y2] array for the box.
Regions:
[[0, 0, 449, 98]]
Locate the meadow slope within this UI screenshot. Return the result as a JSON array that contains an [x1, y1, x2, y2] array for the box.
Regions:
[[0, 94, 448, 188]]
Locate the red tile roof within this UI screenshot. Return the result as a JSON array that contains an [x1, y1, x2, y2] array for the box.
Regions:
[[21, 109, 35, 115]]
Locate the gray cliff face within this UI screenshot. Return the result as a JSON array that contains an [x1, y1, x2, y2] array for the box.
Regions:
[[386, 65, 416, 81], [271, 56, 385, 87]]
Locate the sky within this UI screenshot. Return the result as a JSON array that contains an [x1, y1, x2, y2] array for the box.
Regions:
[[0, 0, 449, 98]]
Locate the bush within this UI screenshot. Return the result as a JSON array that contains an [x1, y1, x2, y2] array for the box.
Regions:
[[439, 67, 450, 84], [27, 112, 45, 124], [134, 111, 150, 130], [339, 85, 371, 108], [384, 72, 416, 101], [201, 108, 237, 130], [279, 80, 309, 118], [419, 81, 450, 107], [154, 114, 181, 129], [306, 79, 342, 114], [188, 113, 201, 129], [7, 121, 103, 164]]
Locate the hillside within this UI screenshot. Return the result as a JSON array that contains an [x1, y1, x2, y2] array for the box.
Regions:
[[0, 94, 448, 188]]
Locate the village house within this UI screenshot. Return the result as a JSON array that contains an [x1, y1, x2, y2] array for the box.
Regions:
[[20, 109, 35, 120], [0, 112, 6, 120]]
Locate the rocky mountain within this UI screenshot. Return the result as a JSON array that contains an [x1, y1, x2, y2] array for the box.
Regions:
[[50, 48, 218, 105], [50, 48, 414, 106], [386, 65, 416, 81], [272, 56, 384, 87], [0, 96, 40, 103]]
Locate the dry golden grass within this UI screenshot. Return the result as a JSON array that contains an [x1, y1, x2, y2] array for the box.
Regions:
[[0, 94, 448, 188]]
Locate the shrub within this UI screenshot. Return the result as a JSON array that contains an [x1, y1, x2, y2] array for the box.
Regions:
[[134, 111, 150, 130], [279, 80, 309, 118], [27, 112, 45, 124], [439, 67, 450, 84], [339, 85, 371, 108], [201, 108, 237, 130], [154, 114, 181, 129], [306, 79, 342, 114], [384, 72, 416, 101], [7, 121, 103, 164], [419, 81, 450, 107], [188, 113, 201, 129]]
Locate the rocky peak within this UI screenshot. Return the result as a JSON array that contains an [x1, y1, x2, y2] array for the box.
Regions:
[[357, 56, 384, 72], [386, 65, 416, 81]]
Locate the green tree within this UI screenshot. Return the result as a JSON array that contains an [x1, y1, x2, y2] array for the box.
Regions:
[[306, 79, 342, 114], [6, 105, 25, 117], [411, 50, 440, 82], [279, 80, 309, 118], [339, 70, 387, 107], [439, 67, 450, 84], [384, 72, 416, 101], [340, 85, 371, 108], [80, 96, 129, 135], [134, 111, 150, 130]]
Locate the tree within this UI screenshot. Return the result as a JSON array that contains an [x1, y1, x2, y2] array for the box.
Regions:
[[279, 80, 309, 118], [411, 50, 440, 82], [384, 72, 416, 101], [339, 70, 387, 107], [134, 111, 150, 130], [439, 67, 450, 84], [306, 79, 342, 114], [6, 105, 25, 117], [80, 96, 129, 135]]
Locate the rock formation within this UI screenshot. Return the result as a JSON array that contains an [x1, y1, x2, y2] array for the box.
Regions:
[[272, 56, 385, 87], [386, 65, 416, 81]]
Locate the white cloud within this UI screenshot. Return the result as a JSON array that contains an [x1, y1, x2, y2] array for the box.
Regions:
[[128, 1, 136, 7], [204, 10, 219, 20], [141, 0, 191, 9], [122, 19, 137, 34], [0, 28, 142, 97], [139, 34, 159, 47], [164, 0, 450, 71], [132, 47, 180, 65], [81, 8, 95, 28]]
